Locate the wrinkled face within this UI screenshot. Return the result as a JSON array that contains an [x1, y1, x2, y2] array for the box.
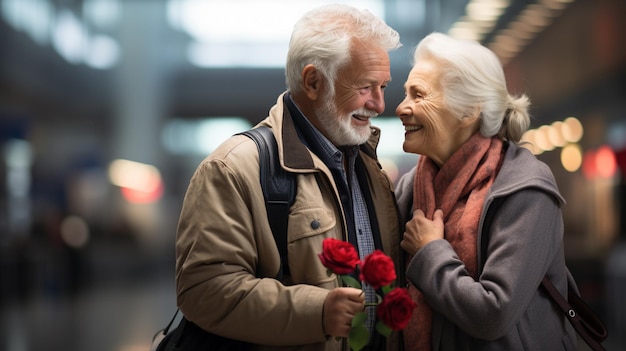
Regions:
[[395, 59, 467, 166], [315, 41, 391, 146]]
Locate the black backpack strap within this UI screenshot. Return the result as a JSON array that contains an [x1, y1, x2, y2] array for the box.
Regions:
[[239, 126, 296, 280], [155, 127, 297, 350]]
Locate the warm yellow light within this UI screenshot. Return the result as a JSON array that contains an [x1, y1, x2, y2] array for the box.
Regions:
[[521, 129, 535, 143], [521, 129, 542, 155], [539, 0, 572, 11], [562, 117, 584, 143], [492, 32, 521, 53], [509, 20, 538, 40], [108, 159, 162, 193], [466, 2, 505, 22], [561, 143, 582, 172], [449, 20, 482, 41], [547, 121, 566, 147], [535, 125, 555, 151], [519, 4, 552, 28]]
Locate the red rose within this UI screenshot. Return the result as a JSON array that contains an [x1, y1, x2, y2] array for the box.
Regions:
[[360, 250, 396, 289], [318, 238, 361, 275], [376, 287, 416, 330]]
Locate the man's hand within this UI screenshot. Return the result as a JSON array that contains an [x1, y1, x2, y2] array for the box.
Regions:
[[322, 287, 365, 337], [401, 209, 444, 257]]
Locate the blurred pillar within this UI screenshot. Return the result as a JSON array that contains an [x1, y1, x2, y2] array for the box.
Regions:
[[109, 1, 170, 250], [3, 139, 32, 236], [111, 1, 167, 166]]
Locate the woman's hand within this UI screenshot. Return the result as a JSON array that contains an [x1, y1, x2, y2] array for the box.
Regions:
[[401, 209, 444, 257]]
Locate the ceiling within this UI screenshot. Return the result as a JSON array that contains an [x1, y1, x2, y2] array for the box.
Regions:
[[1, 0, 549, 128]]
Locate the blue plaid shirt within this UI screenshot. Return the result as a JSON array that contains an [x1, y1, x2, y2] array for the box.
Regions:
[[286, 95, 377, 336]]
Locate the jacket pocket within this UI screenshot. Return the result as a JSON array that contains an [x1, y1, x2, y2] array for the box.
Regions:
[[286, 206, 338, 286], [287, 206, 336, 242]]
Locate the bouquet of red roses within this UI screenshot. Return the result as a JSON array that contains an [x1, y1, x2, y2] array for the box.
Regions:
[[318, 238, 416, 351]]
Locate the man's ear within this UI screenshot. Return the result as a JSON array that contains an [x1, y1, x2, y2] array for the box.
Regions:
[[302, 64, 323, 100]]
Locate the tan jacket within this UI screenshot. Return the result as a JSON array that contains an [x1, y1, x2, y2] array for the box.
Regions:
[[175, 93, 402, 351]]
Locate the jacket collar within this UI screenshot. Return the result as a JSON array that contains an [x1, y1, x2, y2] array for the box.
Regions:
[[490, 141, 566, 206], [277, 92, 381, 170], [281, 95, 316, 170]]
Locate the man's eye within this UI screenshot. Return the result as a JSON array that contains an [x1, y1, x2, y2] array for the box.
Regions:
[[359, 85, 387, 94], [358, 86, 372, 94]]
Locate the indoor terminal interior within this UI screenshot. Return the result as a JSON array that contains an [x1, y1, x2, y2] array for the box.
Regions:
[[0, 0, 625, 350]]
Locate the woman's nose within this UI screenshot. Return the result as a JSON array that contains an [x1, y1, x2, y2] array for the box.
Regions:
[[396, 98, 409, 118]]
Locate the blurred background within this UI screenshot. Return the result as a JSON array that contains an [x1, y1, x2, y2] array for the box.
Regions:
[[0, 0, 624, 350]]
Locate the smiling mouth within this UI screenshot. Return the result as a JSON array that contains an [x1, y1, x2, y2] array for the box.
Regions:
[[404, 125, 422, 131], [352, 114, 372, 122]]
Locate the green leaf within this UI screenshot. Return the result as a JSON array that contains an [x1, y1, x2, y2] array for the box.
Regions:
[[376, 321, 392, 337], [349, 322, 369, 351], [381, 285, 393, 295], [341, 275, 362, 289], [352, 311, 367, 327]]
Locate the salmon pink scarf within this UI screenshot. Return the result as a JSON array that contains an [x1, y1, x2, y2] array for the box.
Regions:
[[403, 133, 504, 351]]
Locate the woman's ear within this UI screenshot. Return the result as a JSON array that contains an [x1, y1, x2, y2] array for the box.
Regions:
[[461, 107, 481, 130], [302, 64, 323, 100]]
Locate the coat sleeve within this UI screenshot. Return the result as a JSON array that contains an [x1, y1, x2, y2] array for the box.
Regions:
[[175, 144, 329, 346], [405, 188, 564, 340]]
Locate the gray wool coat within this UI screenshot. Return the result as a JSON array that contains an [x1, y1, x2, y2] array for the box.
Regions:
[[395, 141, 579, 351]]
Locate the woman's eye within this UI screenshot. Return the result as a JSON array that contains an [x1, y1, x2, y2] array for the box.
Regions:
[[413, 90, 425, 99]]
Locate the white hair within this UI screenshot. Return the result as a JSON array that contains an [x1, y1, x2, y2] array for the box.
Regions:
[[413, 32, 530, 142], [286, 4, 401, 97]]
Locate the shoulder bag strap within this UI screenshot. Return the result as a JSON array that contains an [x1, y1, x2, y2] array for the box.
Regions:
[[481, 197, 607, 350], [540, 277, 607, 351]]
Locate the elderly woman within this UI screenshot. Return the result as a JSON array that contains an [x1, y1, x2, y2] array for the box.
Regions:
[[394, 32, 579, 350]]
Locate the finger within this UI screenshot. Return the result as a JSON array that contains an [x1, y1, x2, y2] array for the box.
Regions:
[[346, 300, 365, 314], [434, 209, 444, 221], [347, 298, 365, 313], [351, 302, 366, 315], [401, 240, 416, 256], [346, 290, 365, 303], [413, 208, 425, 218]]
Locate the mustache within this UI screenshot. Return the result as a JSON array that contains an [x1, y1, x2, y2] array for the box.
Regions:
[[351, 108, 378, 118]]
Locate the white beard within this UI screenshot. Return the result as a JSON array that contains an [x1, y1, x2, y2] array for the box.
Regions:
[[314, 96, 377, 146]]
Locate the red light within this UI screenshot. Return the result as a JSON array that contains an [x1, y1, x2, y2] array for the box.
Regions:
[[582, 150, 597, 180], [595, 145, 616, 179], [616, 148, 626, 179], [120, 181, 164, 203]]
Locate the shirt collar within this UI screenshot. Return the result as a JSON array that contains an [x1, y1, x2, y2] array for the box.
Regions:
[[284, 93, 360, 166]]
